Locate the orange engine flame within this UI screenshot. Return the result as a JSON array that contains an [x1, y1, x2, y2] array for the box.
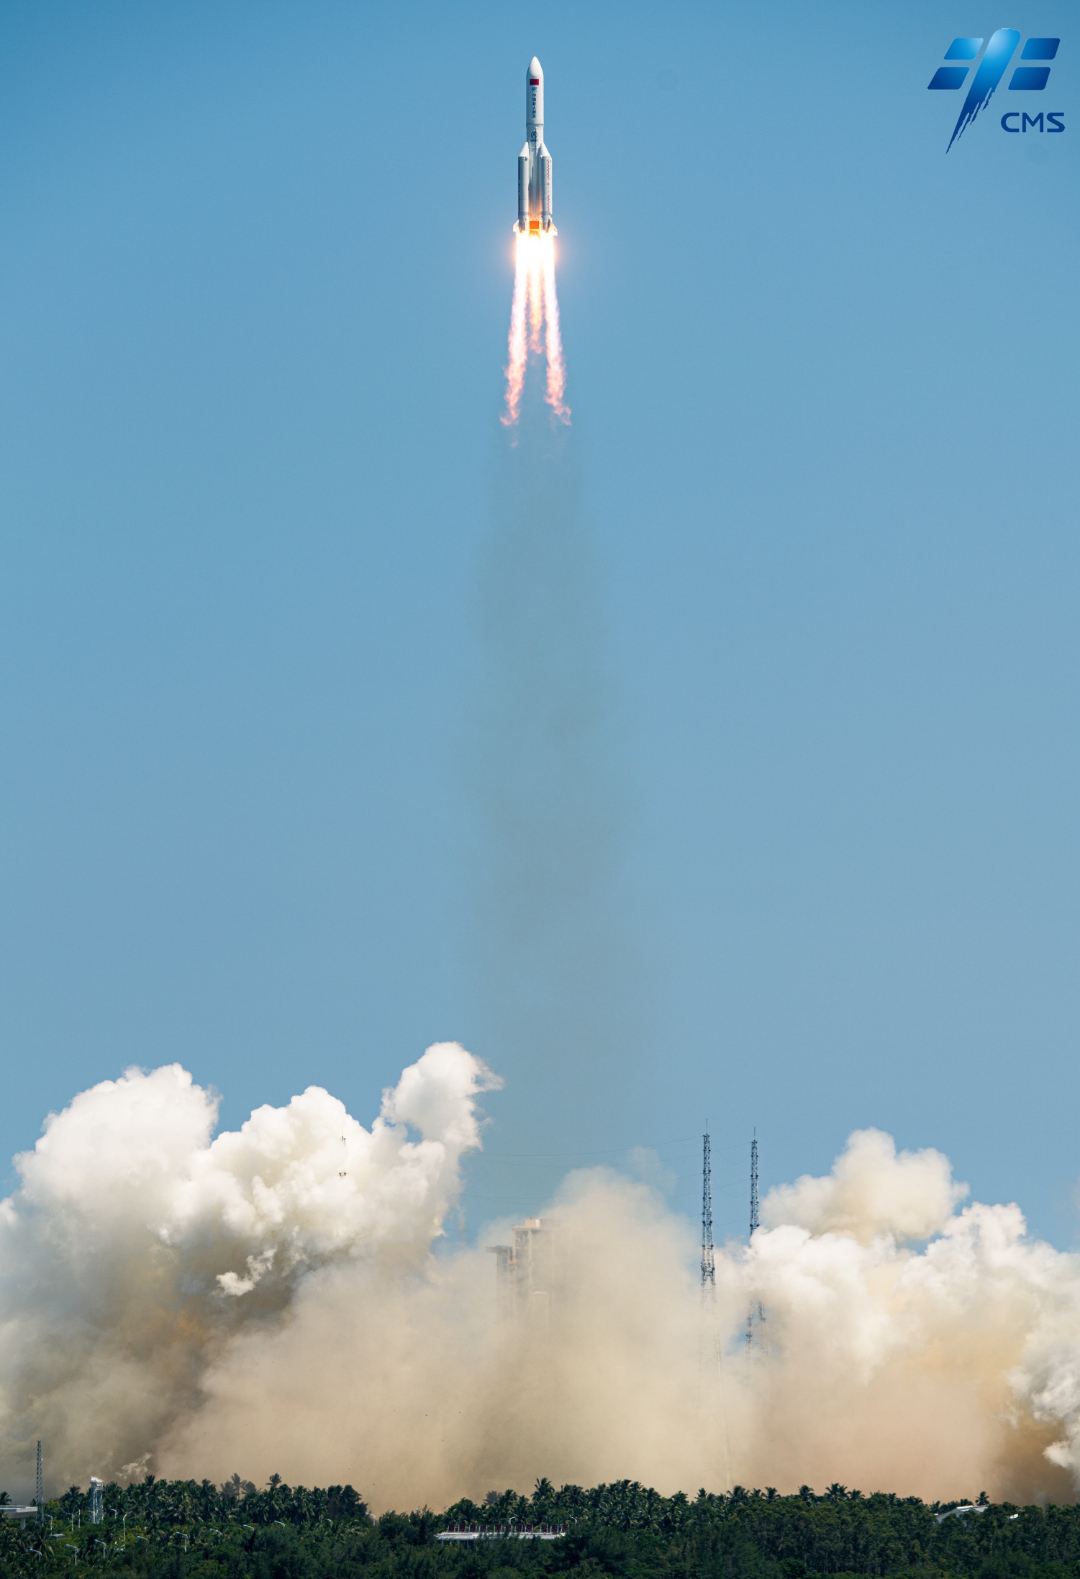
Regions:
[[501, 230, 570, 429]]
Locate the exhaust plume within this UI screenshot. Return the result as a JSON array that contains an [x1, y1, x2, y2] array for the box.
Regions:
[[502, 233, 569, 427], [3, 1062, 1080, 1509], [476, 205, 651, 1211]]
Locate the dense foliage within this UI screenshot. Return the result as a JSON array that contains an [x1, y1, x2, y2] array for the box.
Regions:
[[2, 1476, 1079, 1579]]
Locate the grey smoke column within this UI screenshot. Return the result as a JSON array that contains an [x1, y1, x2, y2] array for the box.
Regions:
[[470, 387, 649, 1204]]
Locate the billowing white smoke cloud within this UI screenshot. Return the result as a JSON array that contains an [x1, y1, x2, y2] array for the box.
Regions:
[[4, 1064, 1080, 1509], [0, 1044, 498, 1489], [759, 1127, 968, 1243], [737, 1132, 1080, 1502]]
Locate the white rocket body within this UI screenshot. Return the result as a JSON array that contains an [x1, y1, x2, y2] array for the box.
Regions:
[[516, 57, 554, 234]]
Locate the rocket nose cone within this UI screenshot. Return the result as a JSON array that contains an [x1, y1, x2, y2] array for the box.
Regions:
[[527, 57, 543, 79]]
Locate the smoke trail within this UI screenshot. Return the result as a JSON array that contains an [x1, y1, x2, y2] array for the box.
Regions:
[[471, 369, 650, 1211], [482, 211, 642, 1223]]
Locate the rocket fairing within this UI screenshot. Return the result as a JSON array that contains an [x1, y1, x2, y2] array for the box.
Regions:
[[515, 57, 555, 235]]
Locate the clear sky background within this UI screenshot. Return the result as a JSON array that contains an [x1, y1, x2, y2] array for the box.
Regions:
[[0, 0, 1077, 1246]]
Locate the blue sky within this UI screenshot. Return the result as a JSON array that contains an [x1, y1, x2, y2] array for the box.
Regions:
[[0, 0, 1077, 1245]]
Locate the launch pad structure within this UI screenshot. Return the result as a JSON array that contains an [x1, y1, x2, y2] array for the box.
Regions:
[[438, 1524, 567, 1542], [700, 1131, 766, 1351], [746, 1134, 766, 1350], [487, 1217, 556, 1323], [700, 1132, 715, 1289]]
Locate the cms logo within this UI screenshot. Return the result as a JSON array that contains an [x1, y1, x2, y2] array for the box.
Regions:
[[1000, 110, 1064, 131], [928, 31, 1063, 149]]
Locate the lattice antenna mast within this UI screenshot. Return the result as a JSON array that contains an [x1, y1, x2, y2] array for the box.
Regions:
[[701, 1130, 715, 1287], [35, 1440, 43, 1524], [746, 1132, 765, 1351], [698, 1126, 732, 1488]]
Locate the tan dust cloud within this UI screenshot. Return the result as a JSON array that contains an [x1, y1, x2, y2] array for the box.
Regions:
[[2, 1052, 1079, 1507]]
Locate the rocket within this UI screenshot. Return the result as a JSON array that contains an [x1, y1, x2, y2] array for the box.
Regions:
[[516, 57, 555, 235]]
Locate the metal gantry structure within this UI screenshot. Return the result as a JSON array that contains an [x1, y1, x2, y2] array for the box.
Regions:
[[700, 1131, 715, 1288], [487, 1218, 556, 1324], [746, 1133, 765, 1351], [35, 1440, 43, 1525], [699, 1127, 732, 1487]]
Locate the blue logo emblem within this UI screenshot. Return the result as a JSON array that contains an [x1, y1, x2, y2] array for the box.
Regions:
[[929, 31, 1060, 149]]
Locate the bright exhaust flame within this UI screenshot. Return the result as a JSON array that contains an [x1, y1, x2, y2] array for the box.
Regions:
[[502, 231, 570, 427]]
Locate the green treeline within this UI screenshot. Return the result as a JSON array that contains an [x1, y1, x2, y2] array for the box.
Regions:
[[1, 1476, 1078, 1579]]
